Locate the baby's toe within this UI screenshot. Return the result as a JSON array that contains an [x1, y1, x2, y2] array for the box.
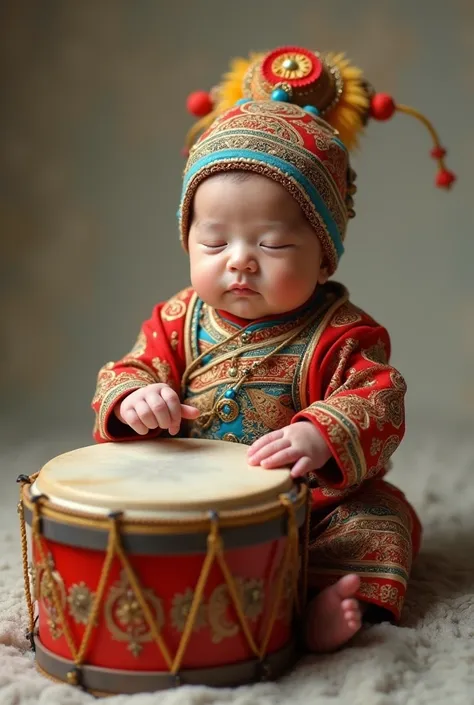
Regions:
[[342, 599, 362, 628], [342, 598, 360, 614]]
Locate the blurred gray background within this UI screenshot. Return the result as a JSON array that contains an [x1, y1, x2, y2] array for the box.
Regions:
[[1, 0, 472, 453]]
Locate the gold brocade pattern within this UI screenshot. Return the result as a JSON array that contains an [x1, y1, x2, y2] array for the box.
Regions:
[[152, 357, 173, 386], [326, 370, 406, 431], [220, 114, 305, 145], [184, 285, 349, 445], [367, 435, 401, 477], [97, 371, 154, 440], [307, 482, 414, 620], [182, 101, 350, 275], [93, 364, 156, 406], [303, 403, 366, 487], [161, 288, 190, 322], [186, 129, 346, 240], [325, 338, 359, 396], [188, 355, 299, 394], [205, 303, 310, 346], [246, 389, 295, 430], [330, 302, 363, 327], [362, 339, 389, 365], [126, 330, 147, 358], [370, 437, 383, 456], [358, 581, 404, 614], [170, 330, 179, 350]]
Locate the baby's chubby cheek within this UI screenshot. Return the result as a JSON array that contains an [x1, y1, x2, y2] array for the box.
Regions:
[[190, 261, 222, 302]]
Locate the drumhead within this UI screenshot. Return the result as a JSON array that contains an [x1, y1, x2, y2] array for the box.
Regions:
[[32, 438, 293, 515]]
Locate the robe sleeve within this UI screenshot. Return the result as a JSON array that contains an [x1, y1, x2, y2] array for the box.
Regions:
[[91, 288, 193, 442], [292, 316, 406, 490]]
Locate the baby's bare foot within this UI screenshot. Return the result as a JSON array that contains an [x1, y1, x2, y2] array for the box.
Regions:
[[305, 574, 363, 652]]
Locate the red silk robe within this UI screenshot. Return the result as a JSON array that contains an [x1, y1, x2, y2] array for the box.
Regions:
[[92, 282, 421, 621]]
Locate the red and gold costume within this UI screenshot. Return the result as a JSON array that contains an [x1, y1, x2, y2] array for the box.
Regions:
[[92, 282, 422, 622], [91, 42, 455, 624]]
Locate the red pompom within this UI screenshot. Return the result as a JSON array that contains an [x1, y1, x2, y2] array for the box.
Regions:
[[431, 146, 447, 159], [186, 91, 213, 117], [436, 169, 456, 189], [370, 93, 396, 121]]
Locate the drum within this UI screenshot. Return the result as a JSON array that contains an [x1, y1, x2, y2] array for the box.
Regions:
[[18, 438, 309, 695]]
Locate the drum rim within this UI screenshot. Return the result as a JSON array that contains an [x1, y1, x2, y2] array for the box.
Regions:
[[34, 634, 297, 692], [22, 482, 307, 534]]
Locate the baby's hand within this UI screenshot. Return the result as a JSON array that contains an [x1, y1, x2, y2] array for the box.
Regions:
[[247, 422, 332, 478], [115, 383, 200, 436]]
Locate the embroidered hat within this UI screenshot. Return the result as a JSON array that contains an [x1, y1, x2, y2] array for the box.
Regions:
[[178, 46, 454, 273]]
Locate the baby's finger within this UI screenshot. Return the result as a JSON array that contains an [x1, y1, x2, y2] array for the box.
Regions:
[[134, 400, 160, 429], [248, 429, 284, 457], [248, 438, 290, 466], [146, 394, 172, 429], [180, 404, 201, 419], [290, 456, 312, 478], [121, 407, 149, 435], [260, 446, 299, 469], [159, 387, 182, 433]]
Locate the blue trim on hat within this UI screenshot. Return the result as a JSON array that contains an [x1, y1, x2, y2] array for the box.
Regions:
[[180, 149, 344, 258], [332, 136, 348, 152]]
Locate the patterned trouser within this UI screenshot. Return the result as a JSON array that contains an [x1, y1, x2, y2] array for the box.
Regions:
[[307, 479, 422, 622]]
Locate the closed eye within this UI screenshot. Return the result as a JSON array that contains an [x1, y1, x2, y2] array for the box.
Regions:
[[202, 243, 226, 249], [261, 244, 293, 250]]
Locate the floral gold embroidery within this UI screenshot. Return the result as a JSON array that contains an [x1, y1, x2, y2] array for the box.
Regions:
[[104, 571, 164, 657], [67, 582, 95, 625], [171, 588, 207, 633], [208, 584, 239, 644], [237, 578, 264, 621], [37, 554, 66, 641], [208, 578, 265, 644]]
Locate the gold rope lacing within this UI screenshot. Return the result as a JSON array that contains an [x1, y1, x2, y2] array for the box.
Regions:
[[18, 475, 310, 688]]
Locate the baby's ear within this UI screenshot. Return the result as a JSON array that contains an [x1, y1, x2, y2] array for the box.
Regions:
[[317, 263, 329, 285]]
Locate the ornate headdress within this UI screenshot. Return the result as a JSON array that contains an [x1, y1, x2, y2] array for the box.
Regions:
[[178, 47, 455, 273]]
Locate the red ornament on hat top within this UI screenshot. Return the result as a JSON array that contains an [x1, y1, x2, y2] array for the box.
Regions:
[[262, 47, 323, 88], [184, 44, 456, 191]]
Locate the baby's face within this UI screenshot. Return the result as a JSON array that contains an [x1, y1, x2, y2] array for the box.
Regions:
[[188, 173, 328, 319]]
